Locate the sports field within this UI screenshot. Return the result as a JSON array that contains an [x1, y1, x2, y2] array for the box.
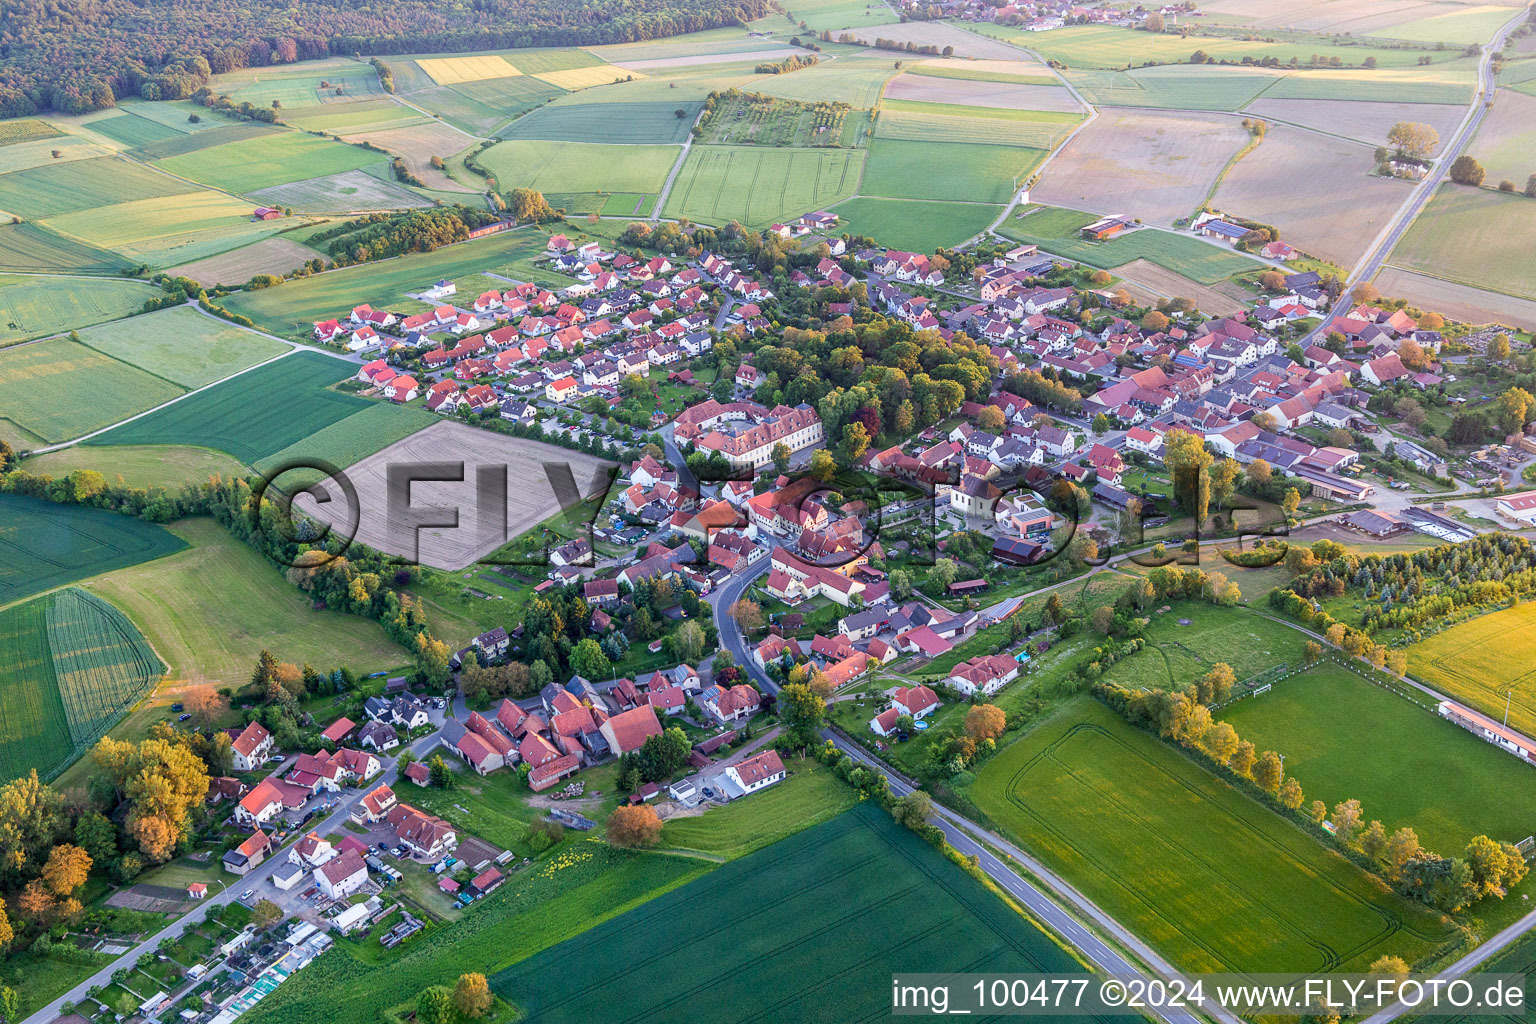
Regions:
[[1000, 205, 1263, 283], [494, 804, 1105, 1023], [221, 226, 549, 337], [76, 306, 288, 388], [0, 156, 192, 220], [1098, 602, 1304, 692], [0, 336, 184, 443], [0, 588, 163, 782], [1411, 602, 1536, 740], [830, 196, 1001, 250], [1220, 662, 1536, 852], [0, 492, 187, 608], [23, 444, 249, 490], [1390, 185, 1536, 302], [664, 144, 864, 227], [0, 274, 154, 346], [478, 139, 678, 194], [88, 518, 405, 686], [86, 351, 370, 463], [156, 131, 386, 194], [971, 696, 1456, 974]]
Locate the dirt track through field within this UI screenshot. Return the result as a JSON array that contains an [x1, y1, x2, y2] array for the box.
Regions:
[[1212, 122, 1409, 267], [293, 420, 616, 571], [1032, 107, 1248, 226]]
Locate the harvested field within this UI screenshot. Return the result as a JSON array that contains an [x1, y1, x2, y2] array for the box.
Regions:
[[1212, 122, 1408, 267], [1113, 259, 1247, 316], [1374, 267, 1536, 330], [883, 73, 1082, 112], [416, 56, 522, 85], [1243, 96, 1465, 148], [533, 66, 643, 91], [1470, 88, 1536, 188], [616, 47, 802, 70], [1389, 185, 1536, 302], [1033, 107, 1247, 226], [170, 236, 324, 287], [248, 169, 429, 213], [339, 122, 479, 192], [835, 21, 1025, 60], [294, 420, 616, 571]]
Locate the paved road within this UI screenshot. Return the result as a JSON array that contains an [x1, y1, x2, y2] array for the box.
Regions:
[[23, 723, 451, 1024]]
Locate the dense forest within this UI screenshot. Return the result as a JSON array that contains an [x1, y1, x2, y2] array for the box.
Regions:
[[0, 0, 770, 116]]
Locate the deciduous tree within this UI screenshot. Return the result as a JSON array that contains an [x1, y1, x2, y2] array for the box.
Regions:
[[964, 704, 1006, 742], [607, 805, 664, 848], [454, 974, 492, 1019]]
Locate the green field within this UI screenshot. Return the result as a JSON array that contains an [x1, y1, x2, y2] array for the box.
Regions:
[[777, 0, 900, 32], [282, 99, 427, 134], [664, 144, 865, 227], [411, 79, 565, 135], [253, 401, 436, 481], [86, 111, 184, 148], [1000, 205, 1264, 283], [221, 226, 550, 337], [0, 274, 154, 346], [0, 589, 155, 782], [248, 169, 429, 214], [1221, 662, 1536, 852], [22, 444, 249, 490], [658, 760, 857, 859], [752, 56, 897, 106], [876, 101, 1078, 149], [993, 23, 1441, 70], [1099, 602, 1304, 691], [1260, 60, 1478, 104], [495, 803, 1103, 1023], [1410, 602, 1536, 740], [861, 138, 1040, 204], [0, 492, 187, 608], [1063, 65, 1283, 111], [502, 100, 701, 143], [87, 518, 406, 687], [1391, 185, 1536, 302], [131, 122, 285, 161], [216, 63, 386, 109], [87, 351, 371, 463], [74, 306, 288, 388], [0, 336, 184, 443], [908, 63, 1059, 87], [830, 196, 1001, 250], [1364, 5, 1518, 45], [477, 138, 679, 194], [598, 192, 655, 216], [971, 696, 1456, 974], [157, 131, 386, 194], [0, 156, 192, 219], [0, 224, 129, 274]]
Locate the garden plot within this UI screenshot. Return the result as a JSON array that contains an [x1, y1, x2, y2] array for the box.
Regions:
[[1033, 107, 1248, 226], [883, 73, 1083, 112], [1213, 122, 1409, 267], [248, 169, 430, 213], [1243, 96, 1466, 149], [292, 420, 616, 571]]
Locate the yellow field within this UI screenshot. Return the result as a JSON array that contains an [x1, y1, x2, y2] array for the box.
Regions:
[[42, 191, 255, 251], [416, 56, 523, 85], [534, 66, 644, 90]]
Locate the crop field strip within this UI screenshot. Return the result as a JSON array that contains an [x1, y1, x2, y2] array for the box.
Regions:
[[0, 596, 67, 783], [973, 697, 1455, 975], [45, 589, 164, 753], [0, 493, 187, 609], [0, 274, 155, 346], [0, 118, 62, 147], [491, 804, 1110, 1024], [0, 336, 185, 442], [665, 144, 865, 227], [0, 156, 193, 220]]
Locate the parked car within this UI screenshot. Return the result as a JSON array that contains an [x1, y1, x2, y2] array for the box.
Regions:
[[170, 702, 184, 712], [178, 713, 192, 722], [241, 889, 254, 901]]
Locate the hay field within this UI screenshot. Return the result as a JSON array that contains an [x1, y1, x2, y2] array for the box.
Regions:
[[1213, 123, 1409, 267], [1114, 259, 1247, 316], [828, 196, 1000, 250], [1364, 4, 1518, 44], [664, 144, 865, 226], [417, 55, 523, 85], [1391, 185, 1536, 302], [971, 696, 1457, 974], [248, 168, 429, 213], [882, 73, 1083, 112], [0, 156, 191, 219], [156, 132, 385, 194], [293, 420, 616, 571], [1033, 107, 1248, 226], [478, 139, 678, 194], [339, 122, 479, 191], [1220, 662, 1536, 852], [0, 337, 183, 442], [1243, 96, 1465, 148], [41, 191, 259, 254], [170, 236, 324, 287], [118, 218, 300, 269], [534, 66, 644, 90], [0, 274, 153, 346], [861, 138, 1039, 204], [0, 492, 187, 608], [1470, 88, 1536, 188], [1373, 267, 1536, 330], [76, 306, 288, 388]]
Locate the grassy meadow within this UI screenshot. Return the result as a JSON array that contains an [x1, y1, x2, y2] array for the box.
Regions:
[[0, 493, 187, 608]]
